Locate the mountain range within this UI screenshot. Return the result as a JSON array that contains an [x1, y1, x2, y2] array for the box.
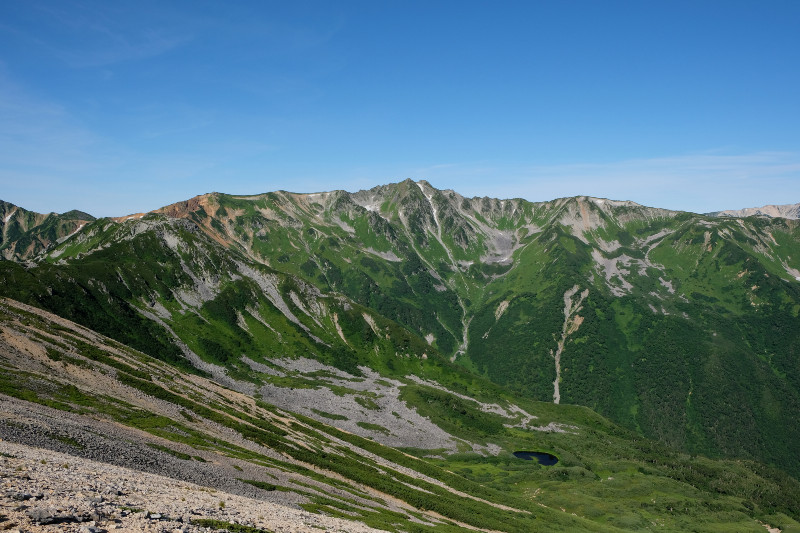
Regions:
[[2, 181, 800, 532], [707, 203, 800, 220]]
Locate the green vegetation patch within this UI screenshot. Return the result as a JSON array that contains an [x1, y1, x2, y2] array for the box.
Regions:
[[237, 479, 278, 491], [400, 384, 505, 437], [353, 395, 380, 410], [146, 442, 192, 461], [311, 409, 348, 421], [356, 422, 389, 434], [190, 519, 273, 533]]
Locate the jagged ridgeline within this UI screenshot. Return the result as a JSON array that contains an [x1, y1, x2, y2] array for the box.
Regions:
[[2, 180, 800, 480], [1, 199, 95, 261]]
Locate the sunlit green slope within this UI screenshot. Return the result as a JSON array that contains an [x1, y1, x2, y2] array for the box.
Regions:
[[2, 298, 799, 532], [1, 180, 799, 480]]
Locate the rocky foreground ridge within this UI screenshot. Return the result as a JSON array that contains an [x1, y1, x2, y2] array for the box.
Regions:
[[0, 440, 380, 533]]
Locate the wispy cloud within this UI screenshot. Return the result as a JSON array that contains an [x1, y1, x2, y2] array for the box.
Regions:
[[56, 29, 190, 69], [3, 1, 193, 68]]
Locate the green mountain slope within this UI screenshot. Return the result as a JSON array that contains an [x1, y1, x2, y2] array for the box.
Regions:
[[2, 297, 799, 532], [1, 181, 799, 483], [0, 199, 95, 261]]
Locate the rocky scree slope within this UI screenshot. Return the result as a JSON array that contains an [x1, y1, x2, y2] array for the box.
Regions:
[[0, 297, 588, 532], [0, 440, 385, 533], [2, 298, 800, 532]]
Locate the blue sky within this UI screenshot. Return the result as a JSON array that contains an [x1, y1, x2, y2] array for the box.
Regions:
[[1, 1, 799, 217]]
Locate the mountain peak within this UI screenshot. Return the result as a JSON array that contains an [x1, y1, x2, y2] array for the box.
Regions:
[[151, 193, 218, 219], [0, 200, 96, 261]]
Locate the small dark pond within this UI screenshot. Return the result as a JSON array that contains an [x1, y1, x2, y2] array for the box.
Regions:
[[512, 451, 559, 466]]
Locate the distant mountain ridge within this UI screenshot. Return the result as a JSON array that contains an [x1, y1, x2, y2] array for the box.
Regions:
[[707, 202, 800, 220], [0, 199, 95, 261], [5, 192, 800, 228]]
